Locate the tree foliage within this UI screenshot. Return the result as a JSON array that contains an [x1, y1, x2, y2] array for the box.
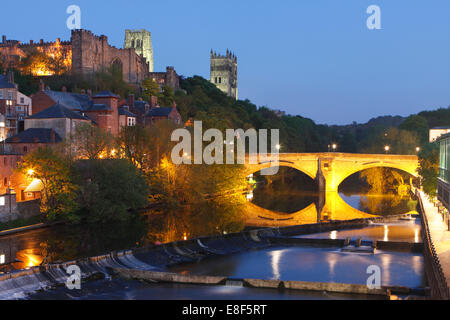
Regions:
[[16, 146, 79, 221], [74, 160, 149, 223], [418, 143, 439, 197]]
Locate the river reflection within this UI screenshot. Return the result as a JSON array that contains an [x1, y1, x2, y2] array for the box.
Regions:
[[0, 218, 149, 272], [168, 246, 425, 288]]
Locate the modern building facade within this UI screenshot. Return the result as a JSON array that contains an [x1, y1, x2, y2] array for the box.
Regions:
[[437, 133, 450, 208]]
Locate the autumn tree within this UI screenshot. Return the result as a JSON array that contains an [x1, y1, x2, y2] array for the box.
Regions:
[[16, 146, 79, 221], [69, 122, 115, 160]]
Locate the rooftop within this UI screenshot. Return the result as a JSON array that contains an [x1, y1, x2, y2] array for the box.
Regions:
[[5, 128, 62, 144], [0, 74, 16, 89], [44, 90, 92, 111], [119, 106, 136, 117], [87, 104, 111, 112], [146, 107, 173, 117], [93, 91, 119, 99], [27, 103, 89, 120]]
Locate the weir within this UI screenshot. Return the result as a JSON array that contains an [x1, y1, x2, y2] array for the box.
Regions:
[[0, 215, 426, 300]]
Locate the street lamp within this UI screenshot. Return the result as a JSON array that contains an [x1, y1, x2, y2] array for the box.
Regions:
[[384, 145, 390, 154], [275, 144, 281, 151], [332, 144, 337, 152], [27, 169, 34, 176], [416, 147, 421, 153]]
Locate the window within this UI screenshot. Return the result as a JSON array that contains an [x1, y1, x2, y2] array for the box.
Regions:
[[219, 77, 222, 84], [7, 92, 12, 100], [23, 146, 28, 153], [0, 254, 5, 264], [127, 117, 136, 127], [20, 97, 24, 104], [0, 196, 5, 206]]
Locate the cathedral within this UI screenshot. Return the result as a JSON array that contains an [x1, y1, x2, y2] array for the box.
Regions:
[[210, 50, 238, 100]]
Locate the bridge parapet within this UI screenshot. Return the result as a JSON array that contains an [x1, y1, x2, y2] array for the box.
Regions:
[[244, 153, 419, 193]]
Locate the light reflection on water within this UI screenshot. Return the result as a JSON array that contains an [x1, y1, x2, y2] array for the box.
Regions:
[[296, 221, 422, 243], [168, 246, 425, 288]]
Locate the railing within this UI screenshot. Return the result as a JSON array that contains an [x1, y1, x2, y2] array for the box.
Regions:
[[439, 168, 450, 184], [415, 188, 450, 300]]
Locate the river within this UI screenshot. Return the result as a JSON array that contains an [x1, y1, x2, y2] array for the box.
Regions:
[[0, 167, 425, 299]]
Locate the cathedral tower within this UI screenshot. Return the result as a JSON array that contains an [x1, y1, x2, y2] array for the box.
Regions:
[[124, 29, 154, 72], [210, 49, 237, 100]]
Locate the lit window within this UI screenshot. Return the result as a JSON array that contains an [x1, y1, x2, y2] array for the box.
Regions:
[[0, 254, 5, 264], [0, 196, 5, 206], [0, 122, 4, 127]]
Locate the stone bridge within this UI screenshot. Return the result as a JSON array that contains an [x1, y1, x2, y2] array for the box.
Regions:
[[243, 153, 419, 226], [244, 153, 419, 193]]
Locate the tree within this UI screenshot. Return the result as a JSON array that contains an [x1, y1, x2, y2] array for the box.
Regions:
[[74, 159, 149, 223], [69, 122, 115, 160], [360, 167, 411, 195], [16, 147, 79, 221], [360, 127, 421, 155], [418, 143, 439, 197], [141, 78, 160, 101], [117, 125, 153, 172], [159, 85, 175, 106], [399, 115, 429, 144]]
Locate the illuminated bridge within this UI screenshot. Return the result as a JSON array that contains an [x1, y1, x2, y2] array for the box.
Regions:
[[244, 153, 419, 226]]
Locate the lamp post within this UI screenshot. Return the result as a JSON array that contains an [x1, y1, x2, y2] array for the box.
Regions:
[[332, 144, 337, 152], [416, 147, 420, 153], [384, 145, 390, 154]]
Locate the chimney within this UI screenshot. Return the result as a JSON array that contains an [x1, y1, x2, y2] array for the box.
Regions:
[[30, 40, 33, 45], [128, 94, 135, 107], [40, 39, 44, 45], [39, 79, 45, 91], [2, 35, 6, 44], [50, 130, 55, 143], [150, 96, 158, 108], [6, 70, 14, 85], [61, 86, 67, 92]]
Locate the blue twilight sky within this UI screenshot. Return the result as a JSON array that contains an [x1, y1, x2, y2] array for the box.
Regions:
[[1, 0, 450, 125]]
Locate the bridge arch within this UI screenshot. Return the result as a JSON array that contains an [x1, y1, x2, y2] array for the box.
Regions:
[[244, 160, 317, 181], [332, 162, 418, 192]]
